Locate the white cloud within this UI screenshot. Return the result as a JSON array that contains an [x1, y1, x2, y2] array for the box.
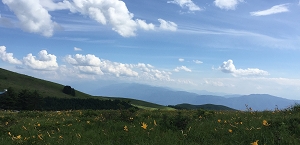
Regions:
[[136, 19, 155, 31], [74, 47, 82, 51], [136, 63, 172, 81], [0, 46, 22, 64], [250, 4, 289, 16], [68, 0, 157, 37], [167, 0, 202, 11], [214, 0, 243, 10], [179, 58, 184, 62], [174, 66, 192, 72], [65, 54, 138, 77], [2, 0, 174, 37], [158, 19, 177, 31], [65, 54, 101, 66], [76, 66, 104, 75], [23, 50, 58, 70], [219, 60, 269, 77], [39, 0, 71, 11], [193, 60, 203, 64], [2, 0, 59, 37]]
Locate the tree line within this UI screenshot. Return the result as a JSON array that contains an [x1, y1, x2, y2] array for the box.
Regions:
[[0, 87, 136, 111]]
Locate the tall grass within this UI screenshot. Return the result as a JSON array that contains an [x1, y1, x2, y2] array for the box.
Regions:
[[1, 105, 300, 145]]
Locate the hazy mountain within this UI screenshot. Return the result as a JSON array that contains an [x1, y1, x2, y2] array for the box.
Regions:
[[94, 83, 300, 111]]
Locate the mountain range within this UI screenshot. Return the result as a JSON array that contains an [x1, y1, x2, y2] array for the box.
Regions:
[[93, 83, 300, 111]]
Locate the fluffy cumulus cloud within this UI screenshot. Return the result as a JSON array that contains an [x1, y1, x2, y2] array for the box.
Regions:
[[0, 46, 22, 64], [65, 54, 138, 77], [174, 66, 192, 72], [214, 0, 243, 10], [23, 50, 58, 70], [2, 0, 59, 37], [250, 4, 289, 16], [158, 19, 178, 31], [66, 0, 170, 37], [2, 0, 176, 37], [65, 54, 101, 66], [219, 60, 269, 77], [39, 0, 71, 11], [136, 63, 172, 81], [167, 0, 201, 11]]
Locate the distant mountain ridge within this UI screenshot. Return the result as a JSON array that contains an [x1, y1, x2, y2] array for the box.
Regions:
[[94, 83, 300, 111]]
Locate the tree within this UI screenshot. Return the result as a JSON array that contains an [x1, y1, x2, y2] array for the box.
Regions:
[[0, 87, 17, 110], [62, 85, 76, 96]]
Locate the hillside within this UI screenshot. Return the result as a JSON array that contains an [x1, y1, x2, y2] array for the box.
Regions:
[[103, 97, 175, 110], [0, 68, 93, 99], [173, 103, 236, 111], [0, 68, 173, 110]]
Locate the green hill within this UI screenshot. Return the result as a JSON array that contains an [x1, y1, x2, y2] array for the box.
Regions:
[[0, 68, 92, 99], [0, 68, 174, 110], [172, 103, 236, 111], [102, 97, 175, 110]]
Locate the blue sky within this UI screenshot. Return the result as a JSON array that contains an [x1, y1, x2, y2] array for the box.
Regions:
[[1, 0, 300, 99]]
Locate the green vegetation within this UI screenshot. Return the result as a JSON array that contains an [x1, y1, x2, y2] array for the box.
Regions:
[[0, 88, 137, 111], [168, 103, 236, 111], [103, 97, 175, 110], [1, 105, 300, 144], [0, 68, 91, 99]]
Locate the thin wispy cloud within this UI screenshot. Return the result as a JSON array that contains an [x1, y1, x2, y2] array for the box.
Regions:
[[193, 60, 203, 64], [167, 0, 202, 12], [250, 4, 289, 16], [74, 47, 82, 51], [174, 66, 192, 72]]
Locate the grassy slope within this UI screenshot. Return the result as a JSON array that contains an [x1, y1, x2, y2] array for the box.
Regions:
[[0, 68, 92, 99], [176, 103, 236, 111], [0, 68, 173, 110], [102, 97, 176, 110]]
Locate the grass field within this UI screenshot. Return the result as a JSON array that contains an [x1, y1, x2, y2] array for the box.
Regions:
[[1, 105, 300, 145]]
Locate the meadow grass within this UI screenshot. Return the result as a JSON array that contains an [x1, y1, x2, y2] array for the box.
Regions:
[[1, 106, 300, 145]]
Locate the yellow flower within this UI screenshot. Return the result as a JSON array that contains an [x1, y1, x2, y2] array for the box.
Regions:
[[22, 125, 27, 130], [228, 129, 233, 133], [8, 132, 11, 136], [5, 122, 8, 125], [250, 140, 259, 145], [59, 135, 63, 139], [87, 121, 90, 124], [38, 134, 43, 140], [141, 122, 148, 130], [217, 119, 221, 123], [16, 135, 21, 140], [124, 125, 128, 131], [263, 120, 269, 126], [37, 123, 41, 127], [154, 120, 157, 126]]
